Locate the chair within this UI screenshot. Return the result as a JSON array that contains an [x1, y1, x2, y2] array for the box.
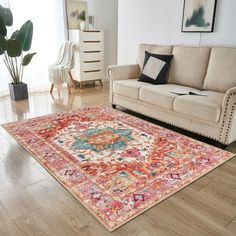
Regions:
[[48, 41, 76, 95]]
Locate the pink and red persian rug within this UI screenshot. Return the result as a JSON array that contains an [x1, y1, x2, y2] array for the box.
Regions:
[[3, 105, 234, 231]]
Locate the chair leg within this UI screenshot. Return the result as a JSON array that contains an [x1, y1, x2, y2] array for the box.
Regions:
[[50, 84, 54, 93], [50, 84, 53, 93], [99, 79, 103, 87], [69, 71, 77, 88], [67, 83, 71, 94], [57, 84, 61, 97]]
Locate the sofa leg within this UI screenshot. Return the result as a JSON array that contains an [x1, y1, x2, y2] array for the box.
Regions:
[[112, 104, 116, 109], [216, 142, 227, 149]]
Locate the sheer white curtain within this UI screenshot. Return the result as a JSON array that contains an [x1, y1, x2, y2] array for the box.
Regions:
[[0, 0, 67, 96]]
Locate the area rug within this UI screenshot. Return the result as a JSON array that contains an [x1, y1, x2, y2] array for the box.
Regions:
[[2, 105, 235, 231]]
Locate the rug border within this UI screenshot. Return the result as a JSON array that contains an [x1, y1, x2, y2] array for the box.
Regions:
[[1, 105, 235, 232]]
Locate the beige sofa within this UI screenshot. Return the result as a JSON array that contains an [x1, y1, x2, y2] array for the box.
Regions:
[[108, 44, 236, 145]]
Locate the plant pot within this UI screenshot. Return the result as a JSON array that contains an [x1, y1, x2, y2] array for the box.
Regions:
[[9, 83, 28, 101]]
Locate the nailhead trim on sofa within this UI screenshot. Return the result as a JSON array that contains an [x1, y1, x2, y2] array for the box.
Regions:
[[220, 91, 236, 143]]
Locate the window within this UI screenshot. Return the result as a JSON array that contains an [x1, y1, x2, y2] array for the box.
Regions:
[[0, 0, 66, 96]]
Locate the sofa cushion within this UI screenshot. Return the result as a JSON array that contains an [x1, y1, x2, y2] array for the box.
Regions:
[[139, 51, 173, 85], [137, 44, 173, 69], [168, 46, 211, 89], [139, 84, 193, 110], [203, 47, 236, 93], [173, 91, 224, 123], [113, 80, 149, 100]]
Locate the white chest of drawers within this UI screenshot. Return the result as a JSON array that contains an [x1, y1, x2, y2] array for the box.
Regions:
[[70, 30, 104, 88]]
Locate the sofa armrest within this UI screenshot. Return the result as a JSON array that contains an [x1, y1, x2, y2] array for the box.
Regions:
[[108, 64, 141, 104], [107, 64, 141, 81], [219, 87, 236, 144]]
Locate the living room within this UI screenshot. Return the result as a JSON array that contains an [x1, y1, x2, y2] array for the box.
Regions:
[[0, 0, 235, 235]]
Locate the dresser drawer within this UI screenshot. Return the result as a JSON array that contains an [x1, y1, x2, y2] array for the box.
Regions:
[[80, 41, 103, 52], [81, 61, 104, 71], [80, 51, 103, 61], [79, 30, 103, 42], [80, 70, 104, 81]]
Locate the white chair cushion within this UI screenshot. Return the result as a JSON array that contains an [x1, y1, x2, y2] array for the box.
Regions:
[[173, 91, 225, 123]]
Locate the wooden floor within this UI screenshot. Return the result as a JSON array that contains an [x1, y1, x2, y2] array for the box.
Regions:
[[0, 81, 235, 236]]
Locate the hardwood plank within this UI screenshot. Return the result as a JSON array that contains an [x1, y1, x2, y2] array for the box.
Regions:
[[135, 231, 152, 236], [0, 202, 23, 236], [200, 181, 236, 206], [227, 218, 236, 234], [175, 188, 235, 226], [14, 207, 77, 236], [148, 198, 235, 236], [135, 213, 182, 236]]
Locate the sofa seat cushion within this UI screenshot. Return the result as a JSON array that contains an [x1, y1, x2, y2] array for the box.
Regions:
[[113, 80, 149, 100], [173, 91, 224, 123], [139, 84, 194, 110]]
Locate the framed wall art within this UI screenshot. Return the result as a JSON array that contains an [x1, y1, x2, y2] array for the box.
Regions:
[[65, 0, 88, 29], [181, 0, 217, 32]]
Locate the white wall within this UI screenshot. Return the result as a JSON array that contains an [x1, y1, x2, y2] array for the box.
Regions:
[[86, 0, 118, 69], [118, 0, 236, 64]]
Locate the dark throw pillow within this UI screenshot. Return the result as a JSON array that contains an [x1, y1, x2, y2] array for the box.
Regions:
[[138, 51, 173, 85]]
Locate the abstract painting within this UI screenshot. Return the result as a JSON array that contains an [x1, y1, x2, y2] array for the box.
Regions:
[[182, 0, 217, 32], [65, 0, 88, 29]]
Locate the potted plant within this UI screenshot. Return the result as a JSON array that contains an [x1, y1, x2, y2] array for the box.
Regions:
[[0, 5, 36, 100], [79, 10, 86, 30]]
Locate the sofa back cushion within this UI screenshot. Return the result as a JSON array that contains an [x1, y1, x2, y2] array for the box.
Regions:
[[203, 47, 236, 93], [137, 44, 173, 69], [168, 46, 211, 89]]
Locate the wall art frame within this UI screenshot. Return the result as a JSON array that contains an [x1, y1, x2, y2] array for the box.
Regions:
[[181, 0, 217, 32], [65, 0, 88, 30]]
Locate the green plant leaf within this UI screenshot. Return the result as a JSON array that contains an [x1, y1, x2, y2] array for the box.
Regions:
[[79, 11, 86, 21], [19, 20, 33, 51], [0, 33, 7, 54], [22, 52, 36, 66], [7, 39, 22, 57], [11, 30, 20, 40], [0, 5, 13, 26], [0, 15, 7, 36]]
